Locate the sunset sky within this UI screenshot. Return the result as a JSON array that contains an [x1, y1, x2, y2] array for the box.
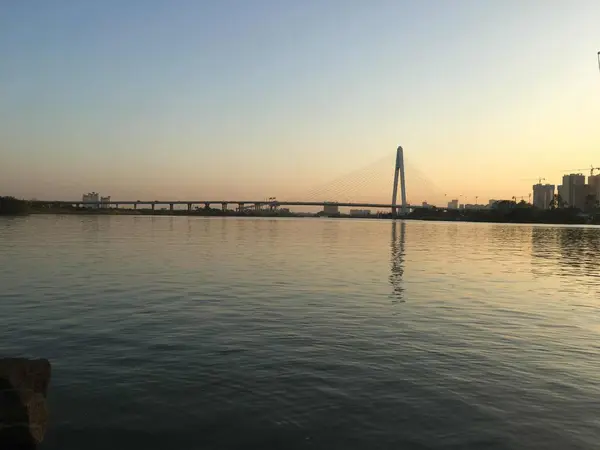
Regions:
[[1, 0, 600, 205]]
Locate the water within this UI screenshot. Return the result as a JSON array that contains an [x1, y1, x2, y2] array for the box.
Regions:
[[1, 216, 600, 449]]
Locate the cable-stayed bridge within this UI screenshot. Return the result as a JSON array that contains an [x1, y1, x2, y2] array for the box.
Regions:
[[37, 146, 447, 215]]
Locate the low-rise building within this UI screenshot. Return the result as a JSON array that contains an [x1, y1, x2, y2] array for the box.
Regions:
[[323, 202, 339, 215], [100, 196, 111, 208], [492, 200, 516, 211], [350, 209, 371, 216], [447, 199, 459, 210]]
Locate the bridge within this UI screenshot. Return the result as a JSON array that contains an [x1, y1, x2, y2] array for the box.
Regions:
[[39, 200, 415, 211], [36, 146, 413, 216]]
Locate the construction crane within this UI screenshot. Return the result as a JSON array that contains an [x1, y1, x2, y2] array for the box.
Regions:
[[564, 165, 600, 177], [520, 177, 546, 184]]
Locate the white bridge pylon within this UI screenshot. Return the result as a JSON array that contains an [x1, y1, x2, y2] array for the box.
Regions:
[[391, 145, 408, 217]]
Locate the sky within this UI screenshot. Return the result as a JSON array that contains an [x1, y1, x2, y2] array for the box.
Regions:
[[1, 0, 600, 205]]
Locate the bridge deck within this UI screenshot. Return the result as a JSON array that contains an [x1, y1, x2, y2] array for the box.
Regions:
[[40, 200, 414, 209]]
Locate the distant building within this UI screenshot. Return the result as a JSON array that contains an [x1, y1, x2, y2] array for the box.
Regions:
[[100, 196, 111, 209], [559, 174, 586, 209], [488, 199, 500, 208], [589, 174, 600, 205], [350, 209, 371, 216], [447, 199, 459, 210], [323, 202, 339, 215], [532, 183, 555, 210], [421, 202, 433, 209], [492, 200, 516, 211], [82, 192, 100, 208]]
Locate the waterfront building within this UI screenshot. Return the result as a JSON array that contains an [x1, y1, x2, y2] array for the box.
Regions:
[[588, 174, 600, 204], [558, 174, 586, 209], [349, 209, 371, 216], [532, 184, 555, 210], [82, 192, 100, 208], [447, 199, 459, 210], [323, 203, 339, 215]]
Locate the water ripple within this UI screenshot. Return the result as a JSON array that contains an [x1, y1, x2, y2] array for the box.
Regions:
[[1, 216, 599, 449]]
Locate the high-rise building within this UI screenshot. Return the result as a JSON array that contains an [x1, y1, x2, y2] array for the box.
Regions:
[[532, 183, 555, 210], [82, 192, 100, 208], [559, 174, 586, 209], [588, 174, 600, 205], [447, 199, 458, 210]]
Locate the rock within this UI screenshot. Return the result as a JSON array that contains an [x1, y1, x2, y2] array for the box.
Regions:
[[0, 358, 51, 449]]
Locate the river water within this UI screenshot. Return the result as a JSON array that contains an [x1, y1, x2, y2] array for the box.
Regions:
[[1, 215, 599, 449]]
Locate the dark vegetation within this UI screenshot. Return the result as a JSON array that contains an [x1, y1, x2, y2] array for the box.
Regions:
[[404, 200, 600, 225], [27, 202, 299, 218], [0, 197, 29, 215], [7, 198, 600, 224]]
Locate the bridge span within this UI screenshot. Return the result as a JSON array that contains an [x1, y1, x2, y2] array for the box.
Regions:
[[37, 200, 418, 213], [36, 145, 411, 215]]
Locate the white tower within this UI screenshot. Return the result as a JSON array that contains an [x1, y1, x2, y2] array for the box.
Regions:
[[391, 146, 407, 217]]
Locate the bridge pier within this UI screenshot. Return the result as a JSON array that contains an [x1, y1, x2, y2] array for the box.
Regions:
[[187, 203, 192, 212], [151, 203, 155, 211], [254, 203, 261, 212], [169, 203, 174, 211], [238, 203, 244, 212], [134, 203, 137, 210], [220, 202, 226, 212], [115, 204, 119, 209]]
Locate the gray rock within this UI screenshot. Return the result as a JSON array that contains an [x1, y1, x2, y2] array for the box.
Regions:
[[0, 358, 51, 449]]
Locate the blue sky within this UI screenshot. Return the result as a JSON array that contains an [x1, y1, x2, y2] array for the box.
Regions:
[[1, 1, 600, 203]]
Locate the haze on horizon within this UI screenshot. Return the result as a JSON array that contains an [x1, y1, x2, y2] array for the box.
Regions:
[[1, 0, 600, 206]]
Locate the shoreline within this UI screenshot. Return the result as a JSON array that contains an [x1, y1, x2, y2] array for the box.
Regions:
[[3, 197, 598, 225], [23, 208, 599, 226]]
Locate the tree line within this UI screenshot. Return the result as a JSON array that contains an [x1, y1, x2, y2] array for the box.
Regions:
[[0, 197, 29, 214]]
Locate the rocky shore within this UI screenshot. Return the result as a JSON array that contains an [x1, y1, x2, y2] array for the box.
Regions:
[[0, 358, 51, 449]]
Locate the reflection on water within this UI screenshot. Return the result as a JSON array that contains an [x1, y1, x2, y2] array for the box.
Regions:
[[80, 215, 102, 234], [389, 221, 405, 302], [1, 216, 600, 450], [531, 226, 600, 285]]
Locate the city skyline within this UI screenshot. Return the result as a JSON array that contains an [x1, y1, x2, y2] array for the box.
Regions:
[[71, 164, 600, 212], [1, 1, 600, 204]]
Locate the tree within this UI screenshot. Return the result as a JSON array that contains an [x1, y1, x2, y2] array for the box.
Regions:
[[0, 197, 29, 215], [584, 194, 596, 213], [549, 193, 566, 209]]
